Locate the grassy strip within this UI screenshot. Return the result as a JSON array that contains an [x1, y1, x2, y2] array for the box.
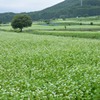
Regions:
[[25, 30, 100, 39], [0, 27, 100, 39]]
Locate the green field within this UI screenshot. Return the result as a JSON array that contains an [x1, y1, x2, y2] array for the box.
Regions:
[[0, 17, 100, 99]]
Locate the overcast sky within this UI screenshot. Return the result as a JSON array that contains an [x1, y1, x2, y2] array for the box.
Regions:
[[0, 0, 64, 13]]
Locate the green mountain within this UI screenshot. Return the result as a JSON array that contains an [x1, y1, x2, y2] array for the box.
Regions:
[[0, 0, 100, 23], [35, 0, 100, 19]]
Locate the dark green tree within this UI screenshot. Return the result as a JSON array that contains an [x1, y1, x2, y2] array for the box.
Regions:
[[11, 14, 32, 32], [0, 21, 2, 24], [60, 15, 66, 20], [44, 20, 50, 25]]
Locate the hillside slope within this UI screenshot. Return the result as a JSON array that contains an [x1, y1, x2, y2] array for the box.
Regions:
[[36, 0, 100, 19], [0, 0, 100, 23]]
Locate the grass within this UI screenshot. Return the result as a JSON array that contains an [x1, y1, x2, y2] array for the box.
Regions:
[[30, 31, 100, 39], [0, 31, 100, 99], [1, 16, 100, 32], [0, 16, 100, 99]]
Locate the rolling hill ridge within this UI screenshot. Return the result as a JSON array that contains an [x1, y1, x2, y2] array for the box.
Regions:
[[0, 0, 100, 23]]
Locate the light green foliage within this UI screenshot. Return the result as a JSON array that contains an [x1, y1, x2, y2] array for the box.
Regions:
[[0, 31, 100, 99]]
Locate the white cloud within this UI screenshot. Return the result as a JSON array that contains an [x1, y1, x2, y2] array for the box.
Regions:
[[0, 0, 64, 13]]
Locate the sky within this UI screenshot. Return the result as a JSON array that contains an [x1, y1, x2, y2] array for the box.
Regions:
[[0, 0, 64, 13]]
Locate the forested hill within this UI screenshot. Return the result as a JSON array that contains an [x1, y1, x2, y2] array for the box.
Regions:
[[0, 0, 100, 23]]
